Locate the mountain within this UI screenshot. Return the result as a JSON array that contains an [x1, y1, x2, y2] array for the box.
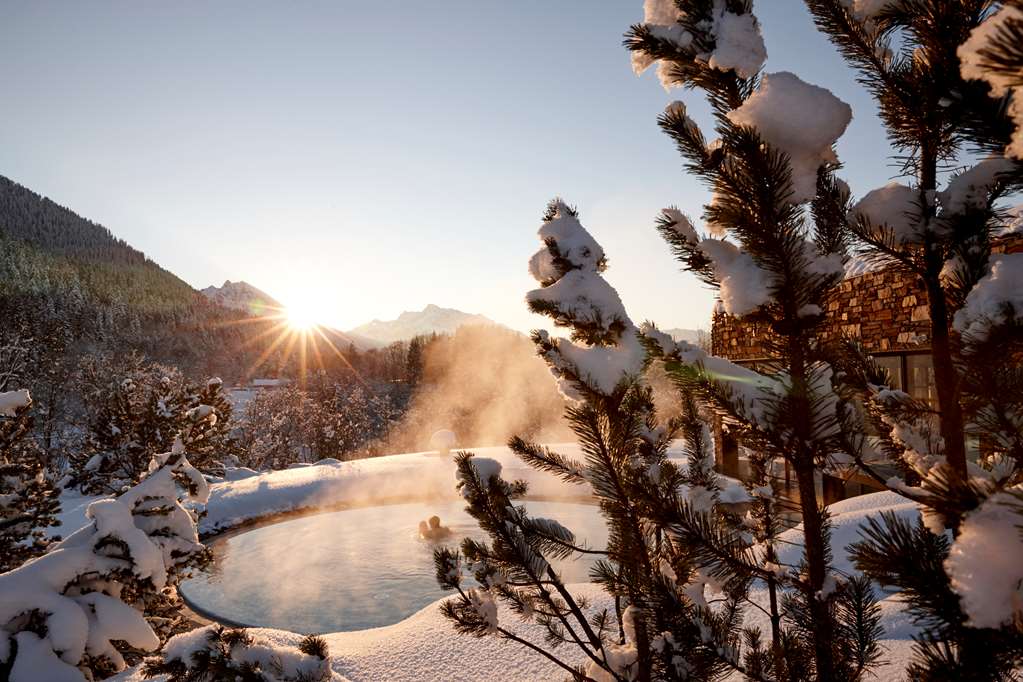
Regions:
[[0, 174, 363, 381], [0, 175, 199, 317], [663, 328, 709, 346], [201, 280, 281, 316], [200, 279, 379, 351], [349, 304, 496, 345]]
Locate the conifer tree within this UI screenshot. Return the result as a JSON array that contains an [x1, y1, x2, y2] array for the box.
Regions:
[[179, 376, 239, 473], [436, 202, 702, 680], [436, 201, 859, 681], [0, 439, 209, 681], [777, 2, 1023, 678], [73, 356, 235, 490], [625, 2, 887, 679], [73, 361, 188, 494], [0, 389, 60, 573], [802, 0, 1023, 486]]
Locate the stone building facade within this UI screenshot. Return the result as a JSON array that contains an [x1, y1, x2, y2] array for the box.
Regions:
[[710, 234, 1023, 504]]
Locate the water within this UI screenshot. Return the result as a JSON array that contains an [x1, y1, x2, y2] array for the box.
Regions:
[[180, 499, 607, 634]]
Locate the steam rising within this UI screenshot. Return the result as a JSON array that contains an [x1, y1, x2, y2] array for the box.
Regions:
[[383, 325, 572, 453]]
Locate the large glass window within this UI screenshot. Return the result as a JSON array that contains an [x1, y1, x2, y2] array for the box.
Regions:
[[906, 354, 937, 406], [872, 355, 903, 391]]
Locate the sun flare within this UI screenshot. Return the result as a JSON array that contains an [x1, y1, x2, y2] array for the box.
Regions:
[[285, 304, 319, 330]]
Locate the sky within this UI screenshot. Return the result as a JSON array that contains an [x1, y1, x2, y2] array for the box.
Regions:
[[0, 1, 897, 333]]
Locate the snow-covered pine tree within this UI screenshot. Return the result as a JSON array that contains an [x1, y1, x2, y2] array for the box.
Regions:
[[237, 386, 315, 469], [179, 376, 238, 474], [627, 1, 883, 679], [143, 626, 333, 682], [777, 2, 1023, 678], [73, 360, 189, 494], [0, 438, 209, 681], [804, 0, 1023, 487], [436, 200, 791, 681], [0, 389, 60, 573]]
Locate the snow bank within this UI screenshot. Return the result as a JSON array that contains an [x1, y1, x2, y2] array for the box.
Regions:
[[774, 490, 919, 576], [843, 252, 884, 279], [113, 488, 923, 682]]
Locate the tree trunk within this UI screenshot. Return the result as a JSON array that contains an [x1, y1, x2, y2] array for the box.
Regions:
[[795, 459, 836, 681], [766, 571, 784, 674], [919, 140, 968, 483], [924, 273, 968, 481], [788, 336, 835, 680]]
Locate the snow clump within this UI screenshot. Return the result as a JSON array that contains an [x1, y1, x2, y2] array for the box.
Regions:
[[726, 71, 853, 204]]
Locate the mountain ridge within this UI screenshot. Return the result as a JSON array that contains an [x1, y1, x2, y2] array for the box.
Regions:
[[349, 304, 496, 345], [0, 174, 360, 380], [201, 280, 282, 316]]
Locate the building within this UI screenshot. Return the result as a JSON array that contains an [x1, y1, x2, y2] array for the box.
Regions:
[[710, 233, 1023, 504]]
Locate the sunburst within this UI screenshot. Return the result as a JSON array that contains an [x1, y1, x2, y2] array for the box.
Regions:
[[209, 301, 363, 388]]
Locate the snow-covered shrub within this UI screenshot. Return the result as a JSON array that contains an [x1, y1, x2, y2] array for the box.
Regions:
[[71, 354, 234, 492], [177, 375, 240, 474], [0, 440, 210, 681], [0, 389, 61, 572], [143, 625, 333, 682], [237, 381, 397, 469]]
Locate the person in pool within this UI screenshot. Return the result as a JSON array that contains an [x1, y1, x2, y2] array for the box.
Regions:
[[418, 515, 451, 540]]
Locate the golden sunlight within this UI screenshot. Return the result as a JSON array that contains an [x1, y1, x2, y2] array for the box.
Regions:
[[285, 303, 320, 330]]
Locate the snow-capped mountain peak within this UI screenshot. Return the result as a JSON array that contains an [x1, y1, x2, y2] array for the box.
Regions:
[[201, 280, 282, 316], [349, 305, 495, 344]]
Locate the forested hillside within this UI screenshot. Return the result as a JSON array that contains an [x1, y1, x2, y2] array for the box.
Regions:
[[0, 175, 313, 380]]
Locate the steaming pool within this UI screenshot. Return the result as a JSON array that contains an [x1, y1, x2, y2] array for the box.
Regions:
[[180, 499, 607, 634]]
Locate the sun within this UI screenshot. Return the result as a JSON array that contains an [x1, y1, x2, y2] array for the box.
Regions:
[[285, 303, 319, 330]]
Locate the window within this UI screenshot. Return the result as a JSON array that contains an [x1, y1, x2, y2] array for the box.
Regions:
[[872, 355, 903, 391], [906, 354, 937, 406]]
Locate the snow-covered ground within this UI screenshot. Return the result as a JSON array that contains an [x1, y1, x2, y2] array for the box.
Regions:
[[59, 446, 921, 681]]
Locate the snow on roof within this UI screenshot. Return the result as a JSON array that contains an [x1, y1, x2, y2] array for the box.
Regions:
[[251, 378, 290, 387], [0, 389, 31, 417]]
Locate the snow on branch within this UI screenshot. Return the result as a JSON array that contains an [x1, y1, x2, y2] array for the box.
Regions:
[[631, 0, 766, 85], [953, 253, 1023, 340], [0, 446, 209, 680], [959, 3, 1023, 159], [726, 71, 853, 204], [526, 200, 646, 400]]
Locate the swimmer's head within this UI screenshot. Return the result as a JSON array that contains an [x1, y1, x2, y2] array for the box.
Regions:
[[429, 515, 441, 529]]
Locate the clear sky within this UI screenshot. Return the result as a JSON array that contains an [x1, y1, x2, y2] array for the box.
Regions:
[[0, 1, 895, 333]]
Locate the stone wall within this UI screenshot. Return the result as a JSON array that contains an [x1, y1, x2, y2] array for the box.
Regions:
[[711, 234, 1023, 361]]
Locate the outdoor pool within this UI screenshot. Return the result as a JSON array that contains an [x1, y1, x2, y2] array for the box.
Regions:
[[180, 499, 607, 634]]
